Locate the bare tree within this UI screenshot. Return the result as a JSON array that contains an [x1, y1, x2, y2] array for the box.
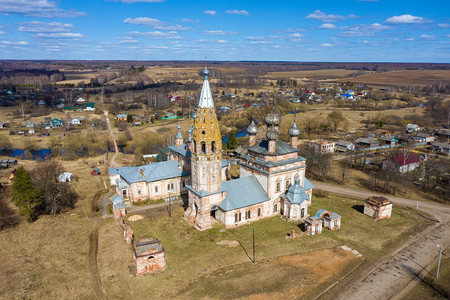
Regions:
[[19, 102, 26, 121]]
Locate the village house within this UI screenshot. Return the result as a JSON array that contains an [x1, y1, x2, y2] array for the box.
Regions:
[[383, 153, 421, 173], [58, 172, 73, 182], [364, 196, 392, 220], [70, 117, 81, 125], [433, 142, 450, 154], [356, 137, 379, 148], [308, 140, 335, 154], [84, 102, 95, 111], [115, 114, 127, 122], [436, 128, 450, 139], [413, 132, 435, 144], [406, 123, 420, 133], [91, 168, 101, 176], [132, 239, 166, 275], [335, 140, 355, 152], [379, 135, 397, 147], [25, 120, 35, 128]]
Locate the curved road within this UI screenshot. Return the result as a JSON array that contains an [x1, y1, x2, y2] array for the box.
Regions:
[[312, 181, 450, 300]]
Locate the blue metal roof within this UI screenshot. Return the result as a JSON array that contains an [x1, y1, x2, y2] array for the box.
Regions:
[[304, 178, 314, 190], [222, 159, 229, 167], [248, 139, 298, 156], [314, 209, 328, 218], [219, 175, 269, 211], [111, 194, 124, 204], [169, 144, 191, 157], [113, 201, 126, 210], [285, 177, 309, 205], [113, 160, 189, 184], [117, 179, 128, 189]]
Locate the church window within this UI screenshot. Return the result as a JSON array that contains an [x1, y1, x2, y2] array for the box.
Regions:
[[201, 141, 206, 154], [167, 183, 175, 191], [276, 181, 281, 192], [301, 208, 305, 218], [246, 210, 251, 220], [202, 130, 206, 135], [154, 186, 158, 194], [123, 190, 127, 197], [193, 139, 196, 154], [235, 213, 242, 223], [211, 141, 216, 153], [285, 179, 290, 190], [273, 204, 278, 213], [258, 208, 262, 217], [182, 181, 186, 188]]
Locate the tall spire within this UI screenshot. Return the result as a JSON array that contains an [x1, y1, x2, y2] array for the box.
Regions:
[[198, 57, 214, 108]]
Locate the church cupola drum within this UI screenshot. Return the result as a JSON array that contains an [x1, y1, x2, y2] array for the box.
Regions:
[[191, 65, 222, 193]]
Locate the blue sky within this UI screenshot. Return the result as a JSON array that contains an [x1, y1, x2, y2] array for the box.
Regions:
[[0, 0, 449, 62]]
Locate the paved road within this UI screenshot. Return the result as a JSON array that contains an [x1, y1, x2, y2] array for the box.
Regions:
[[312, 181, 450, 300]]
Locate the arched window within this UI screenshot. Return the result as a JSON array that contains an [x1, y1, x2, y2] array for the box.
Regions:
[[154, 186, 158, 194], [211, 141, 216, 153], [276, 180, 281, 192], [201, 141, 206, 154], [193, 139, 196, 154]]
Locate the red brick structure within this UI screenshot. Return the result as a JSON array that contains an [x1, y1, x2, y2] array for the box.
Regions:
[[364, 196, 392, 220], [132, 239, 166, 275]]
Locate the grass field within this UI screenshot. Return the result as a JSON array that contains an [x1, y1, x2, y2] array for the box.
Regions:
[[338, 70, 450, 86], [0, 184, 433, 299], [265, 69, 361, 79]]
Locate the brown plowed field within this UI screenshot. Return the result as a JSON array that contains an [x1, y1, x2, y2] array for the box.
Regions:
[[338, 70, 450, 86]]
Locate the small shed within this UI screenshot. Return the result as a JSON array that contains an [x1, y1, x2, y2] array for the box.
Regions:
[[364, 196, 392, 220], [132, 239, 166, 276], [91, 168, 101, 176], [113, 201, 126, 220], [58, 172, 73, 182], [323, 212, 341, 230]]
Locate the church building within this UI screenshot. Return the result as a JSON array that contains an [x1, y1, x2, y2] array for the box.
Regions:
[[109, 65, 313, 230]]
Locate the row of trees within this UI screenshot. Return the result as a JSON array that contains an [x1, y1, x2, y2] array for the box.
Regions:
[[11, 161, 78, 221]]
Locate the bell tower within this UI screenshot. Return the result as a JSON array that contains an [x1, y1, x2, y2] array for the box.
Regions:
[[185, 62, 225, 230], [191, 65, 222, 192]]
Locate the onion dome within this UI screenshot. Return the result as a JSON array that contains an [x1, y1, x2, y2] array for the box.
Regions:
[[176, 124, 183, 139], [202, 66, 210, 79], [247, 120, 258, 135], [264, 105, 281, 126], [266, 125, 279, 140], [288, 121, 300, 137]]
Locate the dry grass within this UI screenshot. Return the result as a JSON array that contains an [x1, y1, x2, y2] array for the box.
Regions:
[[265, 69, 359, 79], [338, 70, 450, 86]]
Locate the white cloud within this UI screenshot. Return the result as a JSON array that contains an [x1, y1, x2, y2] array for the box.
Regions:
[[385, 14, 425, 24], [321, 43, 334, 47], [18, 21, 74, 33], [124, 17, 162, 26], [318, 23, 336, 29], [226, 10, 249, 16], [250, 41, 272, 44], [33, 33, 85, 38], [178, 18, 198, 23], [116, 37, 138, 43], [0, 0, 85, 18], [217, 40, 227, 43], [204, 30, 237, 36], [306, 10, 356, 22], [154, 24, 191, 31], [0, 31, 5, 35], [406, 38, 415, 41], [128, 30, 179, 38], [275, 28, 306, 33], [288, 33, 303, 38], [338, 23, 391, 37], [419, 34, 434, 39], [438, 23, 450, 28], [246, 36, 264, 40], [0, 40, 28, 45], [204, 10, 216, 16]]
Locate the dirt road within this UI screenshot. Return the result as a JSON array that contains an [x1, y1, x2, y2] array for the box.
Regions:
[[103, 110, 120, 169], [312, 181, 450, 300], [88, 222, 108, 299]]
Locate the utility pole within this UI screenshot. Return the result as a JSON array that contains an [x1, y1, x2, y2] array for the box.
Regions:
[[436, 244, 442, 278], [253, 228, 256, 264]]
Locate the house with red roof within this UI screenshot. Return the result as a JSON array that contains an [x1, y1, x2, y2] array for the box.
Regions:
[[382, 153, 421, 173]]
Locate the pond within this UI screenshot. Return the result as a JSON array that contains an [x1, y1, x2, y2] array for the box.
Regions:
[[0, 148, 52, 160]]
